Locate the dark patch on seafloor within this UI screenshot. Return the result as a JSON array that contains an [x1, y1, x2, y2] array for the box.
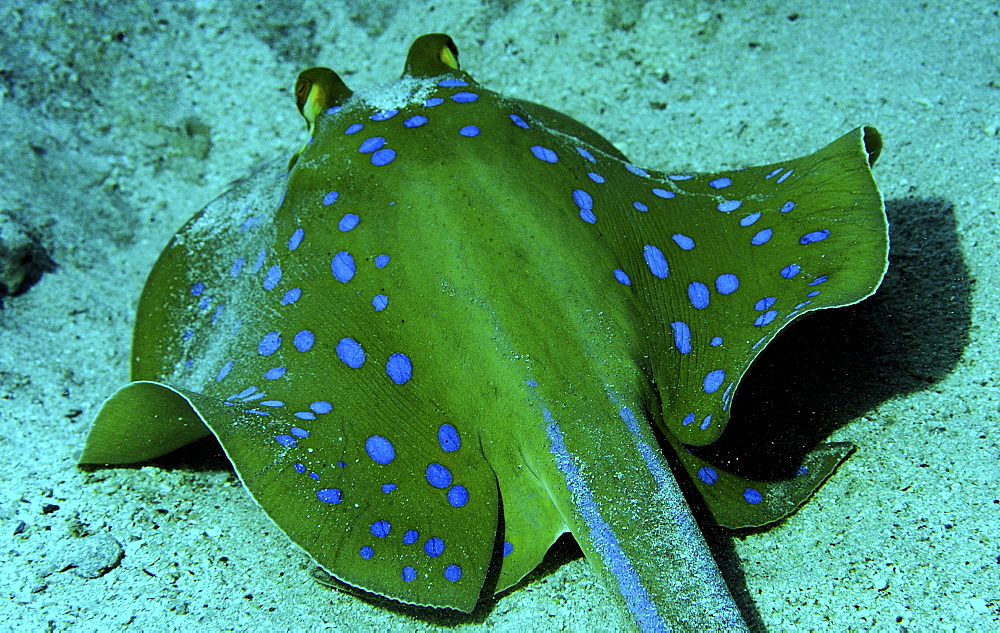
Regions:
[[696, 195, 972, 480]]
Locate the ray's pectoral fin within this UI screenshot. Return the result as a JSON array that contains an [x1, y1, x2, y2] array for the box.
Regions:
[[626, 127, 886, 529], [80, 381, 211, 464], [666, 434, 855, 528], [649, 126, 887, 449], [487, 436, 570, 594], [84, 376, 503, 613]]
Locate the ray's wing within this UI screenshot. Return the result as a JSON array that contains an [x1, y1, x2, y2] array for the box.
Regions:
[[83, 149, 503, 611], [510, 121, 886, 527]]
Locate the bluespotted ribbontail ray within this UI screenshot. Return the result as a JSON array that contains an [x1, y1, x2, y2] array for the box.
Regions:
[[81, 33, 888, 630]]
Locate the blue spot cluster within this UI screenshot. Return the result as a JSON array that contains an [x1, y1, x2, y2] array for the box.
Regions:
[[274, 424, 309, 448], [294, 399, 332, 421], [345, 417, 472, 583]]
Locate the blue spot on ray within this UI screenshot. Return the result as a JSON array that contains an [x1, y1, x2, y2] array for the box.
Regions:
[[386, 353, 412, 384], [703, 370, 726, 393], [509, 113, 529, 129], [755, 297, 777, 311], [371, 148, 396, 166], [530, 145, 558, 163], [311, 401, 332, 414], [643, 245, 668, 279], [366, 436, 395, 465], [424, 537, 444, 558], [751, 229, 773, 245], [263, 264, 282, 290], [258, 332, 281, 356], [438, 424, 461, 452], [332, 251, 356, 282], [697, 467, 718, 485], [293, 330, 314, 352], [781, 264, 801, 278], [288, 228, 304, 251], [317, 488, 342, 504], [426, 463, 452, 488], [216, 361, 233, 382], [688, 282, 710, 309], [339, 214, 360, 231], [371, 520, 391, 538], [801, 229, 831, 244], [371, 109, 398, 121], [672, 234, 694, 250], [336, 338, 365, 368], [716, 274, 739, 295], [447, 485, 469, 507], [755, 310, 779, 326], [670, 321, 692, 354], [359, 137, 386, 153]]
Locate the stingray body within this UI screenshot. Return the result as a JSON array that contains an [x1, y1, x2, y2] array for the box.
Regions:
[[82, 34, 888, 630]]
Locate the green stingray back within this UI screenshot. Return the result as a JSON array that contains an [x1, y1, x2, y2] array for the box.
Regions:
[[82, 33, 887, 630]]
